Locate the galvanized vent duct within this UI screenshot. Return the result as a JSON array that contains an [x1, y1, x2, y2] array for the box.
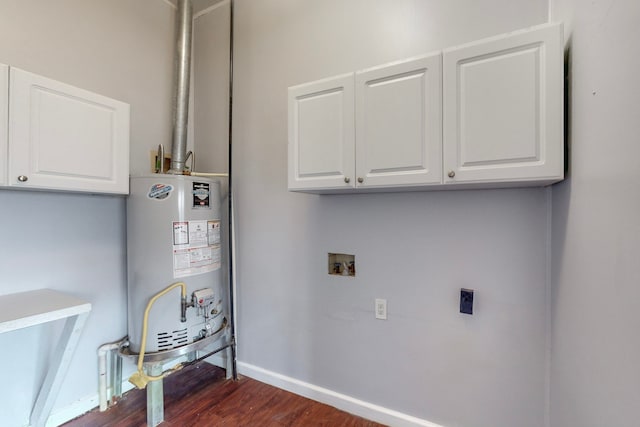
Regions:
[[170, 0, 193, 173]]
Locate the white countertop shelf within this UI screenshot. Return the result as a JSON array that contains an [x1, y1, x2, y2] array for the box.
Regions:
[[0, 288, 91, 427], [0, 289, 91, 333]]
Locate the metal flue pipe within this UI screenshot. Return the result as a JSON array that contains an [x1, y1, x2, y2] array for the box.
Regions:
[[170, 0, 193, 174]]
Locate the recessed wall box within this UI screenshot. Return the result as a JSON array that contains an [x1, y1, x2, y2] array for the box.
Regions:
[[328, 253, 355, 276]]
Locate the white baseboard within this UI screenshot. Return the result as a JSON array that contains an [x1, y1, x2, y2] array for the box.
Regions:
[[44, 382, 135, 427], [237, 361, 445, 427], [44, 393, 100, 427]]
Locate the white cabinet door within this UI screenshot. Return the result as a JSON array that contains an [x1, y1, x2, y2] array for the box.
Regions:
[[443, 23, 563, 185], [8, 68, 130, 194], [288, 73, 355, 191], [355, 53, 442, 188], [0, 63, 8, 186]]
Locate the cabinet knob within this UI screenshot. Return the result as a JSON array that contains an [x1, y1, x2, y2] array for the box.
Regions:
[[357, 177, 364, 183], [17, 175, 29, 182], [344, 177, 350, 184], [447, 171, 455, 178]]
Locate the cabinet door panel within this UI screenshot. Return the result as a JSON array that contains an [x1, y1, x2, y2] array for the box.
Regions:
[[0, 63, 7, 186], [443, 23, 563, 184], [356, 53, 442, 188], [288, 74, 355, 190], [8, 68, 129, 193]]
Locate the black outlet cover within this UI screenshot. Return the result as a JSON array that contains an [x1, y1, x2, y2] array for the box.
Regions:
[[460, 288, 474, 315]]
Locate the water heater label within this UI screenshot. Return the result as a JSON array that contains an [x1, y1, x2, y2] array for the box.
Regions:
[[188, 220, 208, 246], [208, 221, 221, 245], [173, 221, 189, 245], [172, 219, 221, 278], [147, 183, 173, 200], [192, 182, 210, 209]]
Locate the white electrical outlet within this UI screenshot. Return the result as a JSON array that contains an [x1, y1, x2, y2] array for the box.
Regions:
[[375, 298, 387, 320]]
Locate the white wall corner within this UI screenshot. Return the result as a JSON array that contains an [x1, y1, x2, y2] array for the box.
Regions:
[[161, 0, 177, 10], [544, 186, 553, 427]]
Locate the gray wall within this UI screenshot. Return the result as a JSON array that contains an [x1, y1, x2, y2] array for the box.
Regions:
[[0, 1, 175, 425], [232, 1, 551, 426], [193, 1, 230, 175], [549, 1, 640, 426], [4, 1, 637, 426]]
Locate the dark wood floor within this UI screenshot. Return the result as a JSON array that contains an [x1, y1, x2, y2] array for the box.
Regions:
[[63, 362, 385, 426]]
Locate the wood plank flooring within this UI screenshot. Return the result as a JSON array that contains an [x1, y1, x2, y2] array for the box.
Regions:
[[63, 362, 386, 426]]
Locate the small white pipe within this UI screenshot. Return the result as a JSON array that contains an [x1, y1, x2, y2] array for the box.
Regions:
[[97, 338, 127, 411], [188, 171, 229, 177]]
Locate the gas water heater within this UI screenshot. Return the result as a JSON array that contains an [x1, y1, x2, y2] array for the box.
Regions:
[[127, 175, 225, 354]]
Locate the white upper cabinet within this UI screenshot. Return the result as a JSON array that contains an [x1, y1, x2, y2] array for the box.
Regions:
[[287, 22, 564, 193], [355, 53, 442, 188], [0, 63, 8, 187], [288, 73, 355, 191], [5, 67, 130, 194], [288, 55, 442, 192], [443, 23, 563, 185]]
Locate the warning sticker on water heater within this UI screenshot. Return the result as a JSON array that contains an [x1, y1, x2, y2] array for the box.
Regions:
[[192, 182, 210, 209], [172, 219, 221, 278]]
